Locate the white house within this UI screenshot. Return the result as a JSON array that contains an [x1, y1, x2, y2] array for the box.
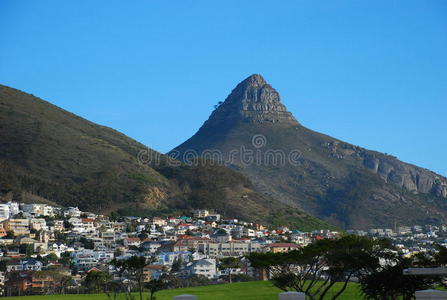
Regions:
[[188, 258, 217, 279], [65, 207, 81, 218], [0, 205, 10, 220]]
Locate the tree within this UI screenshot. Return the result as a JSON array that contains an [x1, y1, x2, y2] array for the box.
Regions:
[[0, 260, 6, 272], [63, 220, 73, 230], [434, 244, 447, 288], [247, 235, 392, 300], [58, 275, 74, 294], [144, 275, 168, 300], [138, 232, 148, 241], [85, 271, 111, 294], [6, 230, 14, 239], [219, 257, 242, 283], [104, 280, 124, 300], [33, 270, 73, 295], [111, 256, 148, 300], [45, 253, 59, 263], [80, 237, 94, 249], [19, 243, 34, 256], [5, 271, 26, 296], [360, 257, 435, 300], [171, 257, 182, 273], [213, 101, 223, 109], [435, 244, 447, 265], [109, 211, 121, 221], [58, 251, 73, 266]]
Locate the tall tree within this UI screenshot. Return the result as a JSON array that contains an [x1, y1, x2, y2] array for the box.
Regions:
[[111, 256, 148, 300], [144, 274, 168, 300], [219, 257, 242, 283], [85, 271, 111, 294]]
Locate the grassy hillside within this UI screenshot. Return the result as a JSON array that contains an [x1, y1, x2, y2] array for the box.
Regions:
[[0, 85, 334, 230], [3, 281, 362, 300], [0, 84, 168, 212]]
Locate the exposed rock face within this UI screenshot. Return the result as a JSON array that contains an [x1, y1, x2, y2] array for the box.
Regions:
[[326, 141, 447, 198], [172, 74, 447, 228], [203, 74, 298, 128], [361, 152, 447, 197]]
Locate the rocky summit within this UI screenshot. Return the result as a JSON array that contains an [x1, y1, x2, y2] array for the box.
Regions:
[[172, 74, 447, 229], [204, 74, 298, 127]]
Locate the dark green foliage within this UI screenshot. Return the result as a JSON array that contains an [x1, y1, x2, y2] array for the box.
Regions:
[[435, 244, 447, 266], [359, 258, 435, 300], [84, 271, 111, 294], [0, 260, 6, 272], [58, 251, 72, 266], [138, 232, 148, 240], [170, 258, 182, 273], [39, 253, 59, 265], [248, 235, 394, 300], [79, 237, 94, 249], [19, 244, 34, 256]]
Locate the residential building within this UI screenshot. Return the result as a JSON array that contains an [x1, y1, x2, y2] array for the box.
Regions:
[[193, 210, 209, 218], [143, 265, 163, 282], [199, 242, 262, 257], [3, 219, 30, 236], [188, 259, 217, 279], [0, 204, 10, 219], [265, 243, 300, 253]]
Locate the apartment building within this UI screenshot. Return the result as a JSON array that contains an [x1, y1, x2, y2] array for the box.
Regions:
[[199, 242, 262, 258], [3, 219, 30, 236]]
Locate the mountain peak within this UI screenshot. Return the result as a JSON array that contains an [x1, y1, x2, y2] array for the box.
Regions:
[[239, 74, 267, 87], [203, 75, 299, 127]]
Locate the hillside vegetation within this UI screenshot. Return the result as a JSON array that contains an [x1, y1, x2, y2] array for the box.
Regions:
[[0, 85, 334, 230]]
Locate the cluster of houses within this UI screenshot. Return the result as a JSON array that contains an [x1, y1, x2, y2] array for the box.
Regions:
[[348, 224, 447, 257], [3, 201, 445, 296], [0, 203, 338, 296]]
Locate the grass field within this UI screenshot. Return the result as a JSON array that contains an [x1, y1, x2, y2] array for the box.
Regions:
[[4, 281, 363, 300]]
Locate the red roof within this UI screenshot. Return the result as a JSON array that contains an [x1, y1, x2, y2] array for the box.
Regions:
[[267, 243, 300, 248], [144, 265, 163, 270], [178, 235, 210, 241], [81, 218, 95, 223], [126, 237, 141, 242], [87, 267, 101, 273]]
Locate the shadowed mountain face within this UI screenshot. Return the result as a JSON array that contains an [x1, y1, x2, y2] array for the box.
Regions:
[[0, 84, 334, 231], [172, 74, 447, 229]]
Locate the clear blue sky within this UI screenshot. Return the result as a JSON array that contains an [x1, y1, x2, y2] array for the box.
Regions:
[[1, 1, 446, 176]]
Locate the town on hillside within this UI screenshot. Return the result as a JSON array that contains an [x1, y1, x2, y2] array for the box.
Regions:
[[0, 202, 446, 296]]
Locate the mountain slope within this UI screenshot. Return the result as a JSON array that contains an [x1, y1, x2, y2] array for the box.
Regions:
[[171, 74, 447, 229], [0, 84, 333, 230]]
